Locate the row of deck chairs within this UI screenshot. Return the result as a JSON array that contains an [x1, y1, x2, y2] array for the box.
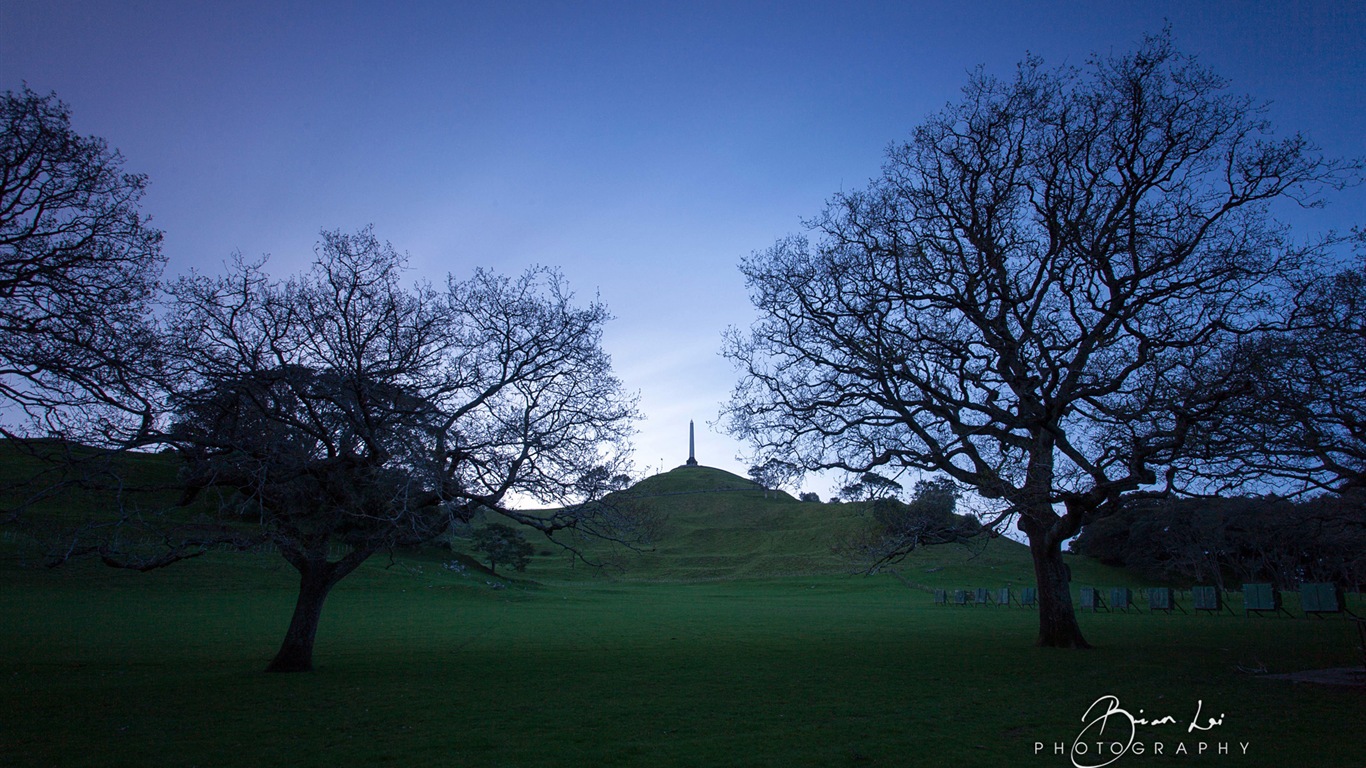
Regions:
[[933, 587, 1037, 608], [933, 583, 1355, 618]]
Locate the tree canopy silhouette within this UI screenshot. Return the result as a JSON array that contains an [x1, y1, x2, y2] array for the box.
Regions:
[[724, 32, 1359, 648], [125, 227, 641, 672], [0, 86, 164, 444]]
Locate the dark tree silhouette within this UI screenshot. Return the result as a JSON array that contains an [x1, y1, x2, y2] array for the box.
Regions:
[[838, 477, 977, 570], [1073, 494, 1366, 589], [839, 471, 903, 503], [141, 227, 641, 672], [0, 87, 164, 444], [723, 32, 1358, 648]]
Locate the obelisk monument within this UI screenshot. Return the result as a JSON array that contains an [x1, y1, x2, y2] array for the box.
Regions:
[[686, 420, 698, 466]]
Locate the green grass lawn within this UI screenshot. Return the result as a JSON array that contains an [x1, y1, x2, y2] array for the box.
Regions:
[[3, 457, 1361, 766], [2, 546, 1361, 768]]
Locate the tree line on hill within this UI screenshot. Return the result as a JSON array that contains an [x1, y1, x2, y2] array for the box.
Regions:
[[1070, 493, 1366, 591]]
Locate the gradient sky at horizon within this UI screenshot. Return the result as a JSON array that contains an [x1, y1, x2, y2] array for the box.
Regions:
[[3, 1, 1363, 500]]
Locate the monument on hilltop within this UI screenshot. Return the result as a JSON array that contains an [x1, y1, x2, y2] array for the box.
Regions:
[[686, 420, 698, 466]]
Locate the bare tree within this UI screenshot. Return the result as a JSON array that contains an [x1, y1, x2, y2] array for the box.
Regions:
[[95, 227, 642, 672], [723, 32, 1358, 648], [0, 87, 164, 444]]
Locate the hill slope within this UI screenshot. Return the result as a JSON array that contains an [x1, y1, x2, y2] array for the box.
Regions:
[[580, 464, 869, 579], [0, 446, 1138, 589], [521, 464, 1129, 587], [516, 464, 1147, 582]]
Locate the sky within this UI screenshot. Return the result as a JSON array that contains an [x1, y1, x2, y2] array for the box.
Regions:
[[3, 1, 1363, 500]]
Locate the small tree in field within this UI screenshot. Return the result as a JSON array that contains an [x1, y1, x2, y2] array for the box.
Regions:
[[471, 523, 535, 574], [141, 227, 641, 672], [724, 32, 1358, 648]]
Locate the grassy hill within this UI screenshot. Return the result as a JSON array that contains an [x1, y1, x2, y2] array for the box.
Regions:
[[579, 464, 870, 580], [512, 464, 1137, 590]]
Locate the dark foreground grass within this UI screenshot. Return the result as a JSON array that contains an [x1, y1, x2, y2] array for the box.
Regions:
[[1, 551, 1362, 768]]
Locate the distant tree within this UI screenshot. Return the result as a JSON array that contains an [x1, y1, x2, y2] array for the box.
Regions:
[[0, 87, 164, 444], [748, 458, 798, 498], [840, 477, 977, 569], [62, 227, 642, 672], [836, 481, 863, 502], [799, 491, 821, 503], [1073, 496, 1239, 588], [867, 472, 904, 501], [723, 32, 1358, 648], [471, 523, 535, 574], [838, 472, 903, 503], [1298, 492, 1366, 588]]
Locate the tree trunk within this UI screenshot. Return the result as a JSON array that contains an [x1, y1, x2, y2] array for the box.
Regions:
[[1029, 534, 1091, 649], [265, 547, 372, 673], [266, 561, 337, 673]]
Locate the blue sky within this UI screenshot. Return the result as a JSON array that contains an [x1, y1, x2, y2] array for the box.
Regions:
[[3, 1, 1363, 498]]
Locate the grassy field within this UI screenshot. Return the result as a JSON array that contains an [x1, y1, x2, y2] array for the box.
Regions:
[[2, 460, 1363, 767], [2, 542, 1362, 768]]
